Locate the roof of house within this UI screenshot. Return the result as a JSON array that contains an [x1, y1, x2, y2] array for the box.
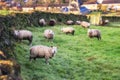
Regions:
[[103, 0, 120, 4], [84, 0, 120, 4]]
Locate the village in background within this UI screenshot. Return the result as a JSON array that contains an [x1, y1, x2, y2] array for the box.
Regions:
[[0, 0, 120, 15]]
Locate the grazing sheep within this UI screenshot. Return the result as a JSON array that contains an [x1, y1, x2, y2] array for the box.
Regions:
[[81, 21, 90, 28], [87, 29, 101, 40], [66, 20, 74, 25], [75, 20, 81, 25], [14, 30, 33, 45], [99, 19, 109, 26], [39, 18, 46, 26], [49, 19, 56, 26], [44, 29, 54, 41], [29, 45, 57, 64], [61, 27, 75, 35]]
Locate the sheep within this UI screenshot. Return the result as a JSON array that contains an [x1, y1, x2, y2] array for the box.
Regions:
[[61, 27, 75, 35], [14, 30, 33, 45], [48, 19, 56, 26], [75, 20, 81, 25], [87, 29, 101, 40], [29, 45, 57, 64], [99, 19, 109, 26], [66, 20, 74, 25], [80, 21, 90, 28], [44, 29, 54, 41], [38, 18, 46, 26]]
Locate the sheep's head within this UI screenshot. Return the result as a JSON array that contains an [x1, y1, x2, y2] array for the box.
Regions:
[[14, 30, 19, 36], [105, 20, 109, 23], [87, 29, 93, 37], [13, 30, 20, 39], [87, 29, 91, 32], [51, 46, 57, 55], [61, 28, 64, 32], [48, 30, 54, 34], [88, 23, 91, 27]]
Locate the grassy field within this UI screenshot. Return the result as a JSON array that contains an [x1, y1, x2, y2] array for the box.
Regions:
[[14, 25, 120, 80]]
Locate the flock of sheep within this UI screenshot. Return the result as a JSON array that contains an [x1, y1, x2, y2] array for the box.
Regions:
[[13, 18, 104, 64]]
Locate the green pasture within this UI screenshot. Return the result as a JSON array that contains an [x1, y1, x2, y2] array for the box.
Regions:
[[14, 25, 120, 80]]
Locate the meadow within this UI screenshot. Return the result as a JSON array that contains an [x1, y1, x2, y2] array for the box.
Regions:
[[14, 25, 120, 80]]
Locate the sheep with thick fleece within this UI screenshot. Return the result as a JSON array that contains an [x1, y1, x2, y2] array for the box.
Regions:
[[61, 27, 75, 35], [39, 18, 46, 26], [44, 29, 54, 41], [66, 20, 74, 25], [87, 29, 101, 40], [14, 30, 33, 45], [29, 45, 57, 64], [81, 21, 90, 28]]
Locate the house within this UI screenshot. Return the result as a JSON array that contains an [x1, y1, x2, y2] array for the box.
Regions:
[[22, 6, 34, 12], [82, 0, 120, 11]]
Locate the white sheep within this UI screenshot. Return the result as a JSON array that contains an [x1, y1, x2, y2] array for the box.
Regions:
[[44, 29, 54, 41], [81, 21, 90, 28], [29, 45, 57, 64], [39, 18, 46, 26], [66, 20, 74, 25], [14, 30, 33, 45], [75, 20, 81, 25], [87, 29, 101, 40], [61, 27, 75, 35]]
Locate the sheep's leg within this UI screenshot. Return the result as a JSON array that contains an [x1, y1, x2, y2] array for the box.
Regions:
[[17, 39, 21, 43], [99, 36, 101, 40], [29, 56, 32, 61], [72, 31, 74, 35], [28, 36, 33, 45], [34, 57, 36, 60], [45, 57, 49, 64], [97, 36, 101, 40]]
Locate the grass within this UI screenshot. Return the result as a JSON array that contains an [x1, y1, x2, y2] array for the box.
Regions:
[[0, 10, 10, 15], [14, 25, 120, 80]]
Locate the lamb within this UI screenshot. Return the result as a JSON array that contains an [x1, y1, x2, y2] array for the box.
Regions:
[[44, 29, 54, 41], [39, 18, 46, 26], [66, 20, 74, 25], [29, 45, 57, 64], [14, 30, 33, 45], [48, 19, 56, 26], [87, 29, 101, 40], [61, 27, 75, 35], [80, 21, 90, 28]]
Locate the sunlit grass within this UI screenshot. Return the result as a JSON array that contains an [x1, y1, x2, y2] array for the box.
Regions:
[[0, 10, 10, 15], [14, 25, 120, 80]]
